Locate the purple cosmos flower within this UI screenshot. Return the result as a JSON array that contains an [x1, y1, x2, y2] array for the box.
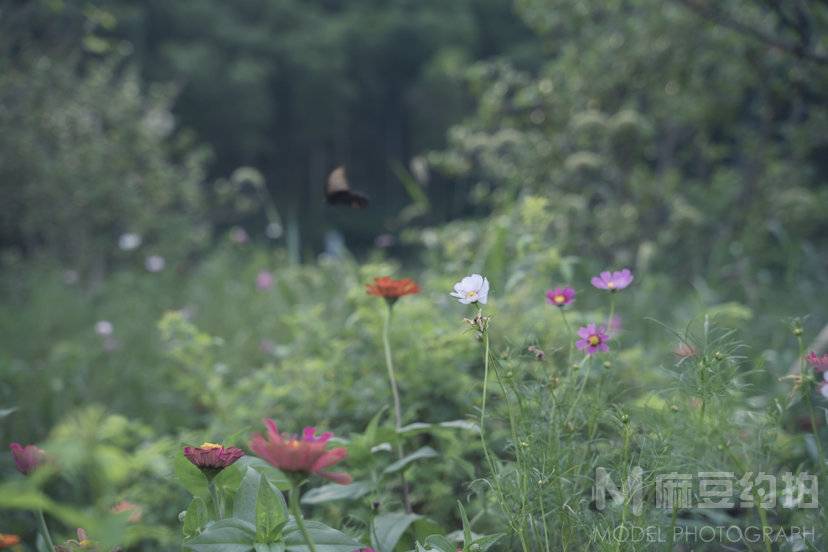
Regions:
[[806, 352, 828, 373], [10, 443, 45, 475], [546, 287, 575, 307], [591, 269, 634, 291], [576, 323, 610, 355], [183, 443, 244, 478], [256, 271, 274, 290]]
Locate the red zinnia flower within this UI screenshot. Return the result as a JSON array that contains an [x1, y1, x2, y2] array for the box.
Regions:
[[366, 276, 420, 304], [250, 419, 351, 485], [10, 443, 45, 475], [0, 534, 20, 549], [183, 443, 244, 478]]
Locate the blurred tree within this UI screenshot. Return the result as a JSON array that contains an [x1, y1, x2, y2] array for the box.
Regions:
[[430, 0, 828, 301]]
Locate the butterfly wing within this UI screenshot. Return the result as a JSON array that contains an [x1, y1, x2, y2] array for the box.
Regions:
[[325, 166, 369, 208]]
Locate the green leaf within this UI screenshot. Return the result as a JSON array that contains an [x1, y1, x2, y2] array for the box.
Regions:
[[300, 481, 371, 505], [254, 544, 286, 552], [0, 407, 17, 418], [397, 422, 432, 434], [183, 497, 209, 538], [175, 452, 210, 499], [371, 512, 421, 552], [256, 476, 289, 542], [284, 519, 360, 552], [184, 519, 256, 552], [234, 456, 290, 491], [383, 447, 438, 475], [423, 535, 454, 552], [470, 534, 504, 551], [457, 501, 472, 546], [234, 467, 263, 524], [437, 420, 480, 433]]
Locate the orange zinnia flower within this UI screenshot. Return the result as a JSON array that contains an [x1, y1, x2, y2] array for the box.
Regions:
[[365, 276, 420, 304], [0, 534, 20, 549]]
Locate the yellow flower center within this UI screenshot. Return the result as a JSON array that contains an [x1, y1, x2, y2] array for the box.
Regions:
[[289, 440, 301, 448], [588, 335, 601, 346], [200, 442, 223, 450], [465, 290, 478, 299], [606, 282, 616, 289], [554, 294, 565, 304]]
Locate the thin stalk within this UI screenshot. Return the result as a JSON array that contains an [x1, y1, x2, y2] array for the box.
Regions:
[[36, 509, 55, 552], [606, 294, 616, 332], [289, 482, 317, 552], [209, 481, 224, 519], [558, 308, 574, 368], [382, 303, 412, 513]]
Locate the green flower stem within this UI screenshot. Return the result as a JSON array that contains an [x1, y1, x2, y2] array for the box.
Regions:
[[36, 509, 55, 552], [209, 480, 224, 519], [607, 294, 616, 334], [558, 308, 574, 368], [289, 481, 317, 552], [382, 303, 412, 513]]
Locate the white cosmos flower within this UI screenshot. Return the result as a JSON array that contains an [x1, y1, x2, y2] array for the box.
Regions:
[[94, 320, 114, 336], [450, 274, 490, 305], [118, 233, 142, 251]]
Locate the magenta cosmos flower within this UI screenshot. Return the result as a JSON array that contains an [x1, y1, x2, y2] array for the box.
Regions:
[[591, 269, 634, 291], [806, 352, 828, 373], [250, 420, 351, 485], [256, 271, 274, 290], [10, 443, 45, 475], [546, 287, 575, 307], [183, 443, 244, 478], [576, 323, 610, 355]]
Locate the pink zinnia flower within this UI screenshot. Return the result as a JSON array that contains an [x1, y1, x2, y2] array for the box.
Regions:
[[806, 352, 828, 373], [576, 323, 610, 355], [546, 287, 575, 307], [10, 443, 45, 475], [256, 271, 274, 290], [591, 269, 634, 291], [183, 443, 244, 478], [250, 419, 351, 484]]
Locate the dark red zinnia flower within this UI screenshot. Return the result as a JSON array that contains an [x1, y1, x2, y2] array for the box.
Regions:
[[183, 443, 244, 478], [10, 443, 45, 475], [250, 420, 351, 484], [365, 276, 420, 302]]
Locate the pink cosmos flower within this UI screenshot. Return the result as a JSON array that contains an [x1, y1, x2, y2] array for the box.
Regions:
[[591, 269, 634, 291], [546, 287, 575, 307], [230, 227, 250, 244], [806, 352, 828, 373], [10, 443, 45, 475], [256, 271, 274, 290], [576, 323, 610, 355], [250, 419, 351, 484]]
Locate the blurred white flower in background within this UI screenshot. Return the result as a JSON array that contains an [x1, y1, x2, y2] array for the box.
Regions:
[[145, 255, 166, 272], [94, 320, 113, 336], [118, 233, 142, 251]]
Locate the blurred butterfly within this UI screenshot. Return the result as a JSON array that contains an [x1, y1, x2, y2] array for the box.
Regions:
[[325, 166, 369, 208]]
